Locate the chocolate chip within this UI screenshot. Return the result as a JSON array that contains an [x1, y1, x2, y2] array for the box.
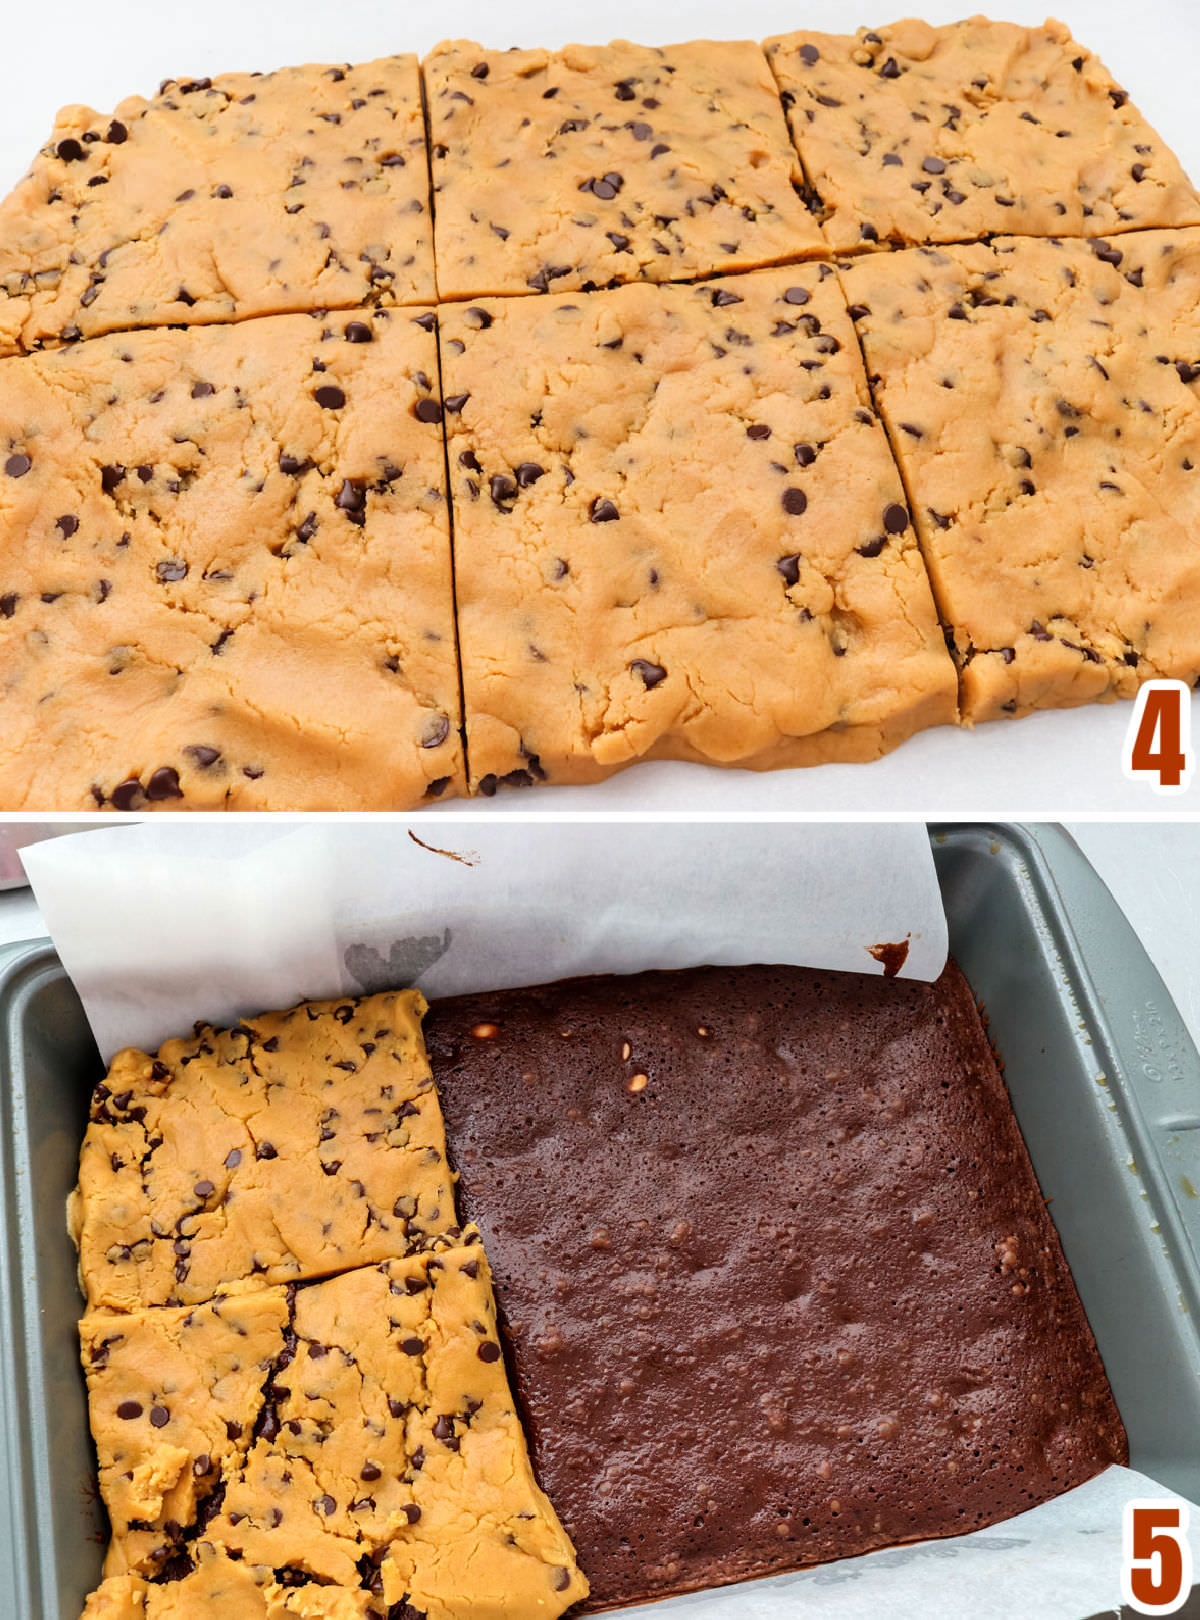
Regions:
[[858, 537, 887, 558], [413, 398, 442, 424], [56, 514, 79, 538], [116, 1401, 143, 1420], [150, 1404, 170, 1428], [314, 384, 347, 410], [411, 311, 437, 331], [921, 156, 946, 174], [783, 287, 810, 306], [403, 1504, 422, 1524], [0, 595, 16, 618], [186, 745, 221, 768], [794, 443, 817, 467], [630, 658, 666, 689], [883, 503, 909, 534], [361, 1462, 382, 1481], [400, 1337, 424, 1356], [421, 715, 450, 749], [191, 381, 214, 398], [4, 453, 31, 478], [256, 1142, 277, 1160], [111, 778, 142, 812], [278, 452, 309, 475], [1092, 240, 1123, 267], [782, 488, 807, 516], [470, 62, 489, 79], [776, 554, 801, 586], [56, 138, 86, 162], [799, 43, 820, 64], [590, 497, 619, 522], [746, 423, 772, 441], [882, 152, 902, 166], [879, 57, 901, 78], [711, 288, 743, 307], [344, 321, 373, 343], [335, 479, 366, 519], [476, 1340, 502, 1363], [106, 120, 128, 144], [193, 1179, 215, 1198], [316, 1495, 336, 1516], [295, 513, 318, 544], [490, 473, 517, 507], [156, 560, 188, 582], [146, 766, 183, 800], [224, 1148, 242, 1168], [514, 462, 545, 489]]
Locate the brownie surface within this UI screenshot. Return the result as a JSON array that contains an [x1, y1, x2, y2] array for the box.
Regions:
[[424, 962, 1127, 1610]]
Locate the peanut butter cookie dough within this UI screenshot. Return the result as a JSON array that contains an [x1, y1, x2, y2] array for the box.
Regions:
[[82, 1250, 587, 1619], [426, 38, 825, 299], [440, 263, 957, 793], [72, 991, 458, 1310], [841, 228, 1200, 721], [766, 18, 1200, 253], [0, 57, 434, 357], [0, 305, 463, 809]]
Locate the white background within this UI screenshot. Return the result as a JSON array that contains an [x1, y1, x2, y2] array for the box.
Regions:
[[1, 0, 1199, 813]]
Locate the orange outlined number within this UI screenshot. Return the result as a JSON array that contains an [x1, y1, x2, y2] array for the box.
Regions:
[[1124, 681, 1193, 795], [1123, 1499, 1193, 1614]]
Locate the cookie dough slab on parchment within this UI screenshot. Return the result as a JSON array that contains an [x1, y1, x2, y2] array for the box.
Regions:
[[0, 56, 434, 357], [426, 38, 825, 299], [440, 262, 957, 795], [0, 304, 463, 809], [766, 17, 1200, 253], [842, 228, 1200, 722]]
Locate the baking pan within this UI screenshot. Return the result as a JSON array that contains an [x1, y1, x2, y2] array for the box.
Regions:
[[1, 822, 1199, 1620]]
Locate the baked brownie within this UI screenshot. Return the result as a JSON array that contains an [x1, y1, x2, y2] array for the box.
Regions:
[[83, 1247, 587, 1618], [842, 229, 1200, 721], [424, 963, 1127, 1610], [0, 305, 462, 809], [425, 39, 824, 300], [72, 992, 459, 1310], [439, 262, 956, 794], [766, 18, 1200, 252], [0, 56, 434, 356]]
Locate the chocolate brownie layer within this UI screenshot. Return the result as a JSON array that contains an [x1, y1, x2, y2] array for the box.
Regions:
[[424, 963, 1127, 1610]]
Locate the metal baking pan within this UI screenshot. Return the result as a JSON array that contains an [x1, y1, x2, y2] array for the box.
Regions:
[[1, 821, 1198, 1620]]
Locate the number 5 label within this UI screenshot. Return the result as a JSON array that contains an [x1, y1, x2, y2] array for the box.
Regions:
[[1123, 1499, 1193, 1613], [1124, 681, 1193, 794]]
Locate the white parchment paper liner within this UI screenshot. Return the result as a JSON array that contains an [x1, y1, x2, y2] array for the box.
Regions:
[[21, 819, 1185, 1617]]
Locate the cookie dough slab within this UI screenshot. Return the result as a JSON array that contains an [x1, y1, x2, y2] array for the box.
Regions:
[[440, 263, 957, 793], [72, 991, 459, 1310], [842, 228, 1200, 721], [766, 18, 1200, 253], [0, 56, 434, 356], [0, 304, 463, 809], [84, 1251, 587, 1619], [426, 38, 825, 299], [81, 1290, 291, 1577], [424, 964, 1127, 1610]]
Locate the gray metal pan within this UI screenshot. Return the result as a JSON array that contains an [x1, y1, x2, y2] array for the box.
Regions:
[[0, 821, 1197, 1619]]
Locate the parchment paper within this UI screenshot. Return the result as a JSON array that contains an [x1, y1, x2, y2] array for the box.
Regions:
[[22, 819, 946, 1061]]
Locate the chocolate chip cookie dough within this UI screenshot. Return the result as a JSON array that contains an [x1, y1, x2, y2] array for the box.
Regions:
[[766, 18, 1200, 253], [440, 262, 957, 792], [82, 1290, 291, 1577], [0, 305, 463, 809], [83, 1249, 586, 1617], [425, 39, 825, 299], [424, 963, 1127, 1610], [72, 991, 458, 1310], [841, 228, 1200, 721], [0, 57, 434, 357]]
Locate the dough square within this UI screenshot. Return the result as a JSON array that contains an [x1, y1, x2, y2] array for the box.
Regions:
[[765, 17, 1200, 253], [426, 38, 826, 299], [0, 56, 434, 356], [424, 963, 1127, 1611], [72, 991, 460, 1310], [438, 263, 957, 795], [841, 227, 1200, 721], [83, 1250, 588, 1620], [0, 304, 463, 809]]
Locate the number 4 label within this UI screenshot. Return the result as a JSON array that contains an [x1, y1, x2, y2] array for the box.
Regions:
[[1124, 681, 1193, 794], [1123, 1499, 1194, 1613]]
